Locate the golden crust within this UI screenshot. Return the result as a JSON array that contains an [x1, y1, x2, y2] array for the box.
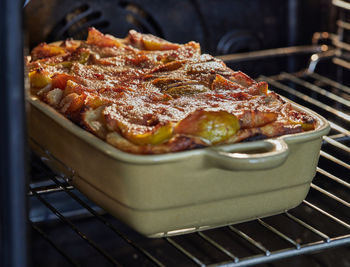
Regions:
[[27, 28, 316, 154]]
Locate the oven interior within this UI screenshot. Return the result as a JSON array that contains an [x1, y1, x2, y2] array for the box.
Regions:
[[2, 0, 350, 266]]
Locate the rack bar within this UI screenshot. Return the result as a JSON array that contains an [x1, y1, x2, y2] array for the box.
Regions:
[[337, 20, 350, 31], [29, 186, 122, 267], [257, 219, 301, 249], [329, 121, 350, 136], [261, 76, 350, 121], [228, 226, 270, 256], [323, 136, 350, 153], [317, 167, 350, 189], [303, 200, 350, 230], [333, 57, 350, 70], [217, 45, 322, 63], [328, 133, 347, 139], [320, 151, 350, 170], [284, 212, 330, 242], [211, 236, 350, 267], [217, 45, 323, 63], [332, 38, 350, 52], [31, 222, 79, 267], [51, 177, 165, 267], [165, 237, 205, 267], [28, 184, 74, 196], [281, 72, 350, 107], [310, 183, 350, 208], [309, 72, 350, 95], [197, 232, 239, 262], [333, 0, 350, 11]]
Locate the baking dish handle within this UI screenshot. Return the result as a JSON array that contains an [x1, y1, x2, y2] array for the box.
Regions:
[[206, 139, 289, 171]]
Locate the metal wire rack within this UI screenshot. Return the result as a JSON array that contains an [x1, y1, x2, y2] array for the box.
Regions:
[[29, 58, 350, 266]]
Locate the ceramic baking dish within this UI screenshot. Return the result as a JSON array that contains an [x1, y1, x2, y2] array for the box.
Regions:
[[28, 94, 330, 237]]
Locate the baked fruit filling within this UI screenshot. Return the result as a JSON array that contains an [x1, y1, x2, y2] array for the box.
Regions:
[[27, 28, 316, 154]]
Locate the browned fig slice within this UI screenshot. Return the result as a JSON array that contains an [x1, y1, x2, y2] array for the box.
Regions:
[[175, 110, 240, 144]]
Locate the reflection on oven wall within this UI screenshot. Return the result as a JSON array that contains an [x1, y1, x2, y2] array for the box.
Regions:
[[24, 0, 333, 56]]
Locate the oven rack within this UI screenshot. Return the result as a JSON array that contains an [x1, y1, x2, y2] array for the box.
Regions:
[[29, 56, 350, 266]]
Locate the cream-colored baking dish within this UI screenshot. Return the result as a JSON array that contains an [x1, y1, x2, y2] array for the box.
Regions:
[[28, 94, 330, 237]]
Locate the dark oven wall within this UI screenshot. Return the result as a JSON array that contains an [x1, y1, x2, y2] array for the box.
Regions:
[[25, 0, 333, 56]]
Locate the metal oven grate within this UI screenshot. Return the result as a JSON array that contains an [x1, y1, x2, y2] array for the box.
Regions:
[[29, 1, 350, 265], [29, 57, 350, 266]]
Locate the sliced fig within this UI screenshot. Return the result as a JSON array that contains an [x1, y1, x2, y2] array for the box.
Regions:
[[29, 70, 51, 89], [123, 123, 173, 146], [211, 74, 242, 91], [86, 27, 122, 48], [175, 110, 240, 144], [31, 43, 67, 60]]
